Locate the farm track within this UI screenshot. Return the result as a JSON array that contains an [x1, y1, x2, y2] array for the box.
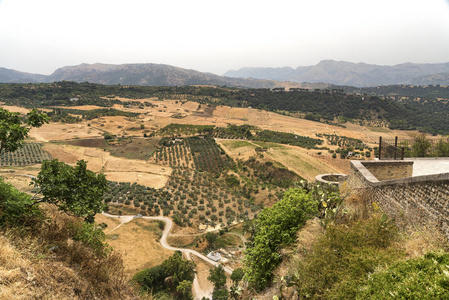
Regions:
[[102, 212, 233, 299]]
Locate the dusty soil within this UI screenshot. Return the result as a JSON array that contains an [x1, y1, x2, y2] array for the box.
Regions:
[[43, 144, 171, 188], [192, 257, 215, 299], [96, 214, 173, 277], [29, 123, 103, 142]]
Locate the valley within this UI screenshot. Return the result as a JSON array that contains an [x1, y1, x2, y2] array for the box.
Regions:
[[1, 83, 447, 299]]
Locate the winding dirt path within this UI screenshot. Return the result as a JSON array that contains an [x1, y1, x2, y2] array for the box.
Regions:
[[102, 213, 233, 299]]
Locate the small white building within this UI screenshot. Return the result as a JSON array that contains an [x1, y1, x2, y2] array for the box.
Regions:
[[207, 251, 222, 262]]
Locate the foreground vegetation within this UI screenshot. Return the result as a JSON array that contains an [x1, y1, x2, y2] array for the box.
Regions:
[[247, 191, 449, 299], [0, 178, 136, 299]]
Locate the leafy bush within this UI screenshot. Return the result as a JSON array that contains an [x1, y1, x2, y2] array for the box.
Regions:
[[244, 188, 318, 290], [289, 213, 403, 299], [356, 252, 449, 299], [67, 220, 111, 257], [132, 265, 166, 293], [0, 178, 41, 226]]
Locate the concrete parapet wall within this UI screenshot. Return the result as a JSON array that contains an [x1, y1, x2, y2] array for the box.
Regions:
[[349, 160, 449, 238], [357, 160, 413, 181]]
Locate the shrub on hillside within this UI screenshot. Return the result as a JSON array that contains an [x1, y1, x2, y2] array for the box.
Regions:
[[244, 188, 318, 291]]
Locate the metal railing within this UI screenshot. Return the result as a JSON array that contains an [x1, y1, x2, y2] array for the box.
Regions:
[[379, 136, 449, 159], [379, 137, 404, 160]]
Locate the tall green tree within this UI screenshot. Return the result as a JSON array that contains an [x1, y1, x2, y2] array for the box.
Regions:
[[208, 265, 227, 290], [412, 133, 432, 157], [244, 188, 318, 291], [161, 251, 196, 291], [32, 159, 108, 223], [0, 108, 48, 154]]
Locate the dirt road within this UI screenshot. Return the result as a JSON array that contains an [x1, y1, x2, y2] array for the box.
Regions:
[[102, 213, 233, 299]]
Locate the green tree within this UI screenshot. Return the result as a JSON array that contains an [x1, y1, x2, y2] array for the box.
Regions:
[[230, 268, 244, 284], [176, 280, 193, 300], [436, 138, 449, 157], [132, 265, 166, 293], [205, 232, 218, 249], [244, 188, 318, 291], [162, 251, 196, 290], [212, 288, 229, 300], [0, 108, 48, 153], [32, 159, 108, 223], [412, 133, 432, 157], [0, 178, 40, 226], [208, 265, 227, 290]]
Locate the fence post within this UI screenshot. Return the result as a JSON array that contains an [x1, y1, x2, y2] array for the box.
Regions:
[[394, 136, 398, 160], [379, 136, 382, 160], [401, 147, 404, 160]]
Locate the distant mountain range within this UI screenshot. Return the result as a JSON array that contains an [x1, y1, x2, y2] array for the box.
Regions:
[[224, 60, 449, 87], [0, 63, 304, 89], [2, 61, 449, 88]]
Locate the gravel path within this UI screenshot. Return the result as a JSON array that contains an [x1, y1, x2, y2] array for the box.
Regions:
[[102, 213, 233, 299]]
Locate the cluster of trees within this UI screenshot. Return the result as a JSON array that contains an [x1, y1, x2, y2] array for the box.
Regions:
[[0, 107, 108, 223], [156, 137, 234, 174], [157, 124, 215, 136], [3, 82, 449, 134], [397, 133, 449, 158], [46, 108, 82, 123], [186, 137, 234, 173], [0, 143, 51, 167], [132, 251, 196, 299]]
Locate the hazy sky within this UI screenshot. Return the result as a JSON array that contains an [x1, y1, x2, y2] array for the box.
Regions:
[[1, 0, 449, 75]]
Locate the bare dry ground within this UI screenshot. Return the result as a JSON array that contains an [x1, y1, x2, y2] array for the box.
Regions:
[[102, 99, 420, 144], [29, 123, 103, 142], [43, 144, 171, 188], [96, 214, 173, 277]]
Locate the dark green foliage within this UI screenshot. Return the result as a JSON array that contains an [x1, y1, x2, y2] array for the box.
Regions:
[[205, 232, 218, 249], [186, 137, 234, 173], [411, 133, 433, 157], [132, 265, 166, 293], [0, 108, 48, 154], [230, 268, 244, 284], [225, 175, 240, 189], [0, 178, 41, 226], [46, 108, 82, 123], [162, 251, 196, 290], [133, 251, 195, 299], [244, 188, 319, 291], [132, 252, 195, 299], [33, 159, 108, 222], [255, 129, 322, 148], [158, 123, 215, 136], [2, 82, 449, 134], [208, 265, 227, 290], [212, 288, 229, 300]]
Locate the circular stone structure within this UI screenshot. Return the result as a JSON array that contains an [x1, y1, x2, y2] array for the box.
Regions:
[[315, 173, 349, 186]]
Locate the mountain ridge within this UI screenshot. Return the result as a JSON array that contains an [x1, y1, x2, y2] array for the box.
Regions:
[[0, 63, 305, 89], [2, 61, 449, 88], [224, 60, 449, 87]]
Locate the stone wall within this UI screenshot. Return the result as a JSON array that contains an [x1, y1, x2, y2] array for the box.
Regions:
[[349, 160, 449, 238], [362, 161, 413, 181]]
